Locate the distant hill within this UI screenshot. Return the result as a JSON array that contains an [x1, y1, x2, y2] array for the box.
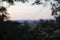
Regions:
[[13, 19, 55, 22], [14, 20, 38, 22]]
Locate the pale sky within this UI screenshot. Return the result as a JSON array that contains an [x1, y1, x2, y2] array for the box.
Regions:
[[2, 0, 56, 20]]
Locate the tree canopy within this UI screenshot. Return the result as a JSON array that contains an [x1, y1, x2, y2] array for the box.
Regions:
[[0, 0, 60, 40]]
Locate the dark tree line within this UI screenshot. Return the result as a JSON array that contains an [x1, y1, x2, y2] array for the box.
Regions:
[[0, 0, 60, 40], [15, 16, 60, 40]]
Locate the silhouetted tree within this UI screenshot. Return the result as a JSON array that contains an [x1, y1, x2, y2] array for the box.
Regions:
[[0, 4, 20, 40], [0, 0, 60, 40], [0, 6, 9, 21]]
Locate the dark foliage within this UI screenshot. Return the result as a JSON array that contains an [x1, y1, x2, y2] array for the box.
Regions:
[[0, 0, 60, 40], [55, 0, 60, 3], [32, 0, 42, 5], [15, 16, 60, 40], [0, 6, 20, 40]]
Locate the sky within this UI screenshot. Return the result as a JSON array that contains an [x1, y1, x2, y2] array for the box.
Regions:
[[1, 0, 57, 20]]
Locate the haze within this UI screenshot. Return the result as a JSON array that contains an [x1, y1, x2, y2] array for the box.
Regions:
[[3, 0, 55, 20]]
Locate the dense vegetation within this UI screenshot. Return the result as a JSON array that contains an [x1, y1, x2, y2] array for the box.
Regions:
[[0, 0, 60, 40], [0, 15, 60, 40]]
